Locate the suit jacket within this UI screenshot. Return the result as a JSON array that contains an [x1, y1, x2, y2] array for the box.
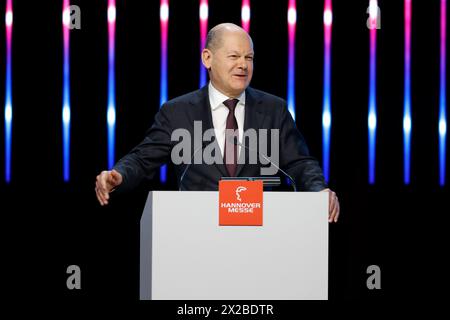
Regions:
[[113, 85, 327, 192]]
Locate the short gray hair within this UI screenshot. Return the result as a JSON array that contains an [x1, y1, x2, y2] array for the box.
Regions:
[[205, 23, 252, 52], [205, 27, 222, 51]]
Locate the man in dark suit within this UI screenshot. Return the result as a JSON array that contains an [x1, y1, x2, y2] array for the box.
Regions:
[[95, 23, 340, 222]]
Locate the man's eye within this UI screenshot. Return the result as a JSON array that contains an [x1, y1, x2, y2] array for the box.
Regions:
[[246, 57, 254, 61], [229, 55, 238, 58]]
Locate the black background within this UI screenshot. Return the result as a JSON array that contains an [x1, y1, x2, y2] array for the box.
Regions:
[[0, 0, 448, 308]]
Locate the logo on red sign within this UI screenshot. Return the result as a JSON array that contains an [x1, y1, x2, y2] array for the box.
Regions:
[[219, 180, 263, 226]]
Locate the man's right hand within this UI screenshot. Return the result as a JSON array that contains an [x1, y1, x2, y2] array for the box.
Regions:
[[95, 169, 123, 206]]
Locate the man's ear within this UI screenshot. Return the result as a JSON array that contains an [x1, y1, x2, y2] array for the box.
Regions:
[[202, 48, 212, 70]]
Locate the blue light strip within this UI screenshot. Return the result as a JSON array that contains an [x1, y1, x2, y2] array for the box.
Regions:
[[322, 1, 332, 183], [4, 0, 12, 183], [160, 0, 169, 182], [368, 0, 378, 185], [287, 1, 296, 120], [107, 1, 116, 170], [199, 0, 208, 88], [63, 0, 71, 181], [439, 0, 447, 186], [404, 0, 412, 185]]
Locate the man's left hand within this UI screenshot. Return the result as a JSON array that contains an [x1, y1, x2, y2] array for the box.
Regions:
[[321, 188, 340, 223]]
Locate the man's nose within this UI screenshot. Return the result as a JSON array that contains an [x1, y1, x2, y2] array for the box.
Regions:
[[238, 58, 248, 70]]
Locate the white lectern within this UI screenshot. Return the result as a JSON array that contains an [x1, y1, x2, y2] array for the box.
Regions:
[[140, 191, 328, 300]]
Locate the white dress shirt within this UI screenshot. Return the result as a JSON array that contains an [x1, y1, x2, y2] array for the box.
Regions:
[[208, 82, 245, 158]]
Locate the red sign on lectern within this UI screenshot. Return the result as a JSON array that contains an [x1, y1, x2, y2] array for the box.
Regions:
[[219, 180, 263, 226]]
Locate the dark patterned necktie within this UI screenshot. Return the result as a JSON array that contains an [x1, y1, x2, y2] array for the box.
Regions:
[[223, 99, 239, 176]]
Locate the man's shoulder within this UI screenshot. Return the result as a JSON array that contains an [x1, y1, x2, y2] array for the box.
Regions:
[[247, 87, 286, 103], [164, 88, 205, 108], [246, 87, 287, 114]]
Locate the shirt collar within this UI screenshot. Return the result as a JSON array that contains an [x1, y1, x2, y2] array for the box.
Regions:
[[209, 81, 245, 111]]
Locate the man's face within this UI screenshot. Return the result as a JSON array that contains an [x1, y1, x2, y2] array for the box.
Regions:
[[202, 31, 254, 97]]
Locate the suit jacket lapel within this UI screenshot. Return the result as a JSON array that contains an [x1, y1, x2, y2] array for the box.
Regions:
[[235, 87, 265, 177], [190, 86, 229, 177]]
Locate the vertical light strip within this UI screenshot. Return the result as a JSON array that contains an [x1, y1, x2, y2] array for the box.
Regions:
[[241, 0, 250, 33], [439, 0, 447, 186], [62, 0, 71, 181], [4, 0, 12, 183], [322, 0, 332, 183], [287, 0, 297, 120], [404, 0, 412, 185], [160, 0, 169, 182], [199, 0, 208, 88], [368, 0, 378, 184], [107, 0, 116, 170]]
